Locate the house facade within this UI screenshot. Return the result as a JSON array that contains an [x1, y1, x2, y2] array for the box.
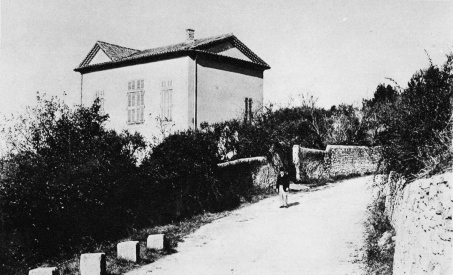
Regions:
[[74, 30, 270, 140]]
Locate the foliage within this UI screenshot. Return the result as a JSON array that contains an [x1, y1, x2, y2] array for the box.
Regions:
[[416, 124, 452, 178], [0, 95, 147, 269], [363, 195, 394, 275], [141, 127, 270, 222], [364, 54, 453, 178], [361, 84, 400, 146], [141, 130, 222, 219], [325, 104, 367, 145], [207, 104, 329, 173]]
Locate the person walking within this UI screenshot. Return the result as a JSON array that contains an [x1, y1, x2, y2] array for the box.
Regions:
[[276, 168, 290, 208]]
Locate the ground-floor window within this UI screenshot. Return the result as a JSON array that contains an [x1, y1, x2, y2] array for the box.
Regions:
[[127, 79, 145, 124]]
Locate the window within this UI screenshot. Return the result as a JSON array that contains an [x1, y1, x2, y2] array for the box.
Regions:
[[160, 80, 173, 121], [244, 97, 253, 124], [95, 90, 105, 115], [127, 79, 145, 124]]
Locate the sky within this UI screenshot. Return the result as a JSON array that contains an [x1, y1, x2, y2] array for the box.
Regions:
[[0, 0, 452, 116]]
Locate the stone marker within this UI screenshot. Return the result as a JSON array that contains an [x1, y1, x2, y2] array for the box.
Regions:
[[147, 234, 165, 250], [117, 241, 140, 262], [80, 253, 106, 275], [29, 267, 58, 275]]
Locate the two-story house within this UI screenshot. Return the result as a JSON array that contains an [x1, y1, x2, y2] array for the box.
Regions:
[[74, 29, 270, 140]]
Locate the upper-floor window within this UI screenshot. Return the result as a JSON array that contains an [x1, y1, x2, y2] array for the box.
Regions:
[[127, 79, 145, 124], [160, 80, 173, 121], [95, 90, 105, 115]]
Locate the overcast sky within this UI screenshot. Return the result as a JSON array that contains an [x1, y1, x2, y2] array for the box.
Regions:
[[1, 0, 452, 116]]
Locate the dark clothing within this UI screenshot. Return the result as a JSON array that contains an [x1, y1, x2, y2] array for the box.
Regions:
[[276, 173, 290, 192]]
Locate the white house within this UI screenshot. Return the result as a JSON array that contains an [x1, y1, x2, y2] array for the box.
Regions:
[[74, 29, 270, 140]]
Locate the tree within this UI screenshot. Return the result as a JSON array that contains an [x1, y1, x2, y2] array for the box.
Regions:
[[325, 104, 366, 145], [361, 84, 400, 145]]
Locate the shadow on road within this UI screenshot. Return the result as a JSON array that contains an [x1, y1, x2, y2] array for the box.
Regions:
[[286, 202, 300, 208]]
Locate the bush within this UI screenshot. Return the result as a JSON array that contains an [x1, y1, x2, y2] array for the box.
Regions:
[[0, 96, 147, 269], [141, 128, 269, 222], [141, 130, 220, 220], [363, 54, 453, 178], [206, 105, 329, 180]]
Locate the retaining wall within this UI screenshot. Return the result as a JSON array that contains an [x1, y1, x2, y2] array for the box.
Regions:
[[293, 145, 382, 181], [384, 172, 453, 274]]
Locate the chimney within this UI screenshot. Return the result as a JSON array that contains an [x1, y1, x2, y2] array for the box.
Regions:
[[186, 29, 195, 42]]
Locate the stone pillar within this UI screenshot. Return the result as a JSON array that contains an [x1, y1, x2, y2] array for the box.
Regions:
[[147, 234, 165, 250], [29, 267, 58, 275], [80, 253, 106, 275], [117, 241, 140, 262]]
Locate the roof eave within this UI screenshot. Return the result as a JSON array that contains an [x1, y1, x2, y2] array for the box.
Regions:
[[194, 50, 270, 71], [74, 50, 270, 74], [74, 50, 193, 74]]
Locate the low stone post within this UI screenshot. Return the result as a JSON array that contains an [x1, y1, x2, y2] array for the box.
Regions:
[[29, 267, 58, 275], [117, 241, 140, 262], [147, 234, 165, 250], [80, 252, 106, 275]]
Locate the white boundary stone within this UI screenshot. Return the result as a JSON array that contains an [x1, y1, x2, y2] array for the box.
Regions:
[[29, 267, 58, 275], [117, 241, 140, 262], [80, 252, 106, 275], [147, 234, 165, 250]]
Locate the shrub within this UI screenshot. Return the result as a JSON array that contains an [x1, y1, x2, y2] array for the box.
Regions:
[[0, 96, 147, 268], [141, 130, 221, 220], [362, 54, 453, 179], [141, 127, 271, 224]]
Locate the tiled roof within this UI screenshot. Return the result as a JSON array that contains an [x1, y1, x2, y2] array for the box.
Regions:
[[75, 33, 270, 72], [97, 41, 139, 61], [78, 41, 139, 67]]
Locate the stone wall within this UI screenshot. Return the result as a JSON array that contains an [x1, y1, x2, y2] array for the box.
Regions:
[[217, 156, 278, 189], [387, 172, 453, 274], [327, 145, 382, 177], [293, 145, 382, 181]]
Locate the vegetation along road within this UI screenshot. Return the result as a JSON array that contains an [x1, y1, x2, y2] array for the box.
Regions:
[[127, 176, 372, 275]]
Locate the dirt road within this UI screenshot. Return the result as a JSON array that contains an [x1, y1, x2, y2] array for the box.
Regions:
[[127, 176, 372, 275]]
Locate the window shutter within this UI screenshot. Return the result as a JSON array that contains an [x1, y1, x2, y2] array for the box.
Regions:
[[169, 90, 173, 120], [101, 98, 105, 113], [128, 93, 131, 107], [160, 90, 164, 118], [128, 109, 131, 123]]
